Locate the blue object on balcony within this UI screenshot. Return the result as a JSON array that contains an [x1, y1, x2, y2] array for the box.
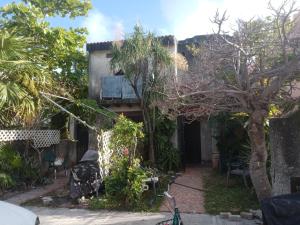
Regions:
[[122, 78, 142, 99], [101, 76, 122, 98], [101, 75, 142, 99]]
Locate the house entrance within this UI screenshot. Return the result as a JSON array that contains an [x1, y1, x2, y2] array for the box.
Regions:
[[183, 121, 201, 164], [76, 123, 89, 161]]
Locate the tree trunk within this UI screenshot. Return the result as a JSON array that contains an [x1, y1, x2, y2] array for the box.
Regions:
[[148, 128, 155, 163], [133, 84, 156, 164], [248, 110, 272, 201], [142, 106, 155, 164]]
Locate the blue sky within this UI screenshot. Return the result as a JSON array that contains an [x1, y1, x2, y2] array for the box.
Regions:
[[1, 0, 291, 42]]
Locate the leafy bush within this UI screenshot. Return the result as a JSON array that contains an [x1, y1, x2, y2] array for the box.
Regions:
[[154, 116, 180, 171], [0, 173, 14, 189], [104, 157, 148, 208], [103, 115, 147, 209], [109, 114, 144, 160], [92, 170, 172, 211], [0, 144, 22, 190], [157, 147, 180, 172], [0, 144, 22, 172], [20, 156, 41, 185], [0, 144, 41, 190], [212, 113, 250, 171]]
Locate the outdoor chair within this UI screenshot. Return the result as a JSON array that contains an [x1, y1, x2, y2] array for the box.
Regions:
[[226, 160, 250, 188], [43, 150, 67, 179]]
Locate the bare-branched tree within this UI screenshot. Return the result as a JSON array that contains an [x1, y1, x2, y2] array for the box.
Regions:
[[158, 1, 300, 200]]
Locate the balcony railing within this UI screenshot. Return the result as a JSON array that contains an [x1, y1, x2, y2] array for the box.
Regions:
[[100, 75, 142, 100]]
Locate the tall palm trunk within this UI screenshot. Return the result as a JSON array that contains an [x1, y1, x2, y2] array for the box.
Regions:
[[141, 103, 155, 163], [134, 84, 156, 164], [248, 110, 272, 201]]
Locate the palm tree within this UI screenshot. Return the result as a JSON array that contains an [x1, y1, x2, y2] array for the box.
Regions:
[[110, 26, 172, 163], [0, 30, 52, 127]]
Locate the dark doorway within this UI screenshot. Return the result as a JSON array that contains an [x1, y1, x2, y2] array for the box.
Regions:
[[184, 121, 201, 164], [76, 123, 89, 161]]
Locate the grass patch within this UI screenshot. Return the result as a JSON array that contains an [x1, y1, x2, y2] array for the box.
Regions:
[[203, 170, 259, 214], [89, 174, 170, 212]]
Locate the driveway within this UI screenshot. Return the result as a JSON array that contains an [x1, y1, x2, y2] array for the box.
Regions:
[[28, 207, 261, 225]]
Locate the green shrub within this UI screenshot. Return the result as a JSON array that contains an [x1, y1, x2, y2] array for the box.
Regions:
[[0, 173, 14, 189], [0, 144, 41, 189], [157, 147, 180, 172], [154, 116, 180, 171], [0, 144, 22, 172], [20, 156, 41, 185], [212, 113, 250, 171], [109, 114, 144, 161], [105, 157, 148, 208], [0, 144, 22, 190], [103, 115, 148, 209], [89, 197, 111, 210]]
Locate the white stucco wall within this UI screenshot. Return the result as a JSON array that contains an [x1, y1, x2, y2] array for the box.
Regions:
[[88, 50, 112, 99]]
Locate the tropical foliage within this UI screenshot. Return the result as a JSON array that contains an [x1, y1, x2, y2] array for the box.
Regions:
[[0, 143, 40, 191], [104, 115, 148, 209], [0, 0, 91, 127], [110, 26, 173, 163], [154, 116, 180, 171], [0, 30, 50, 126], [213, 113, 250, 171], [104, 157, 148, 209], [109, 114, 144, 164]]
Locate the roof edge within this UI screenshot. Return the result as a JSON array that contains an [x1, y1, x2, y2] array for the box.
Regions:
[[86, 35, 176, 52]]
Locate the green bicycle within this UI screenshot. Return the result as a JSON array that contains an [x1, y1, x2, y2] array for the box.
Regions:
[[156, 191, 183, 225]]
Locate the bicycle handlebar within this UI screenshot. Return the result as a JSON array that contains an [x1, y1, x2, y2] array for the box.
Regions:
[[164, 191, 172, 199], [164, 191, 176, 209]]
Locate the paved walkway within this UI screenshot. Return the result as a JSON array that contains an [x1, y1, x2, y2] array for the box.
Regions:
[[28, 207, 261, 225], [4, 176, 68, 205], [160, 165, 205, 213]]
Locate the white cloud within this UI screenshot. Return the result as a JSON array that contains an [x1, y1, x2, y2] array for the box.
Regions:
[[82, 10, 124, 43], [160, 0, 298, 40]]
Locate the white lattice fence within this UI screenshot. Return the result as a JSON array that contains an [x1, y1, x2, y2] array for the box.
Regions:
[[0, 130, 60, 148], [97, 130, 113, 180]]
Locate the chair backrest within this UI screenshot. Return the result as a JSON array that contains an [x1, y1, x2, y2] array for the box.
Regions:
[[43, 150, 56, 163]]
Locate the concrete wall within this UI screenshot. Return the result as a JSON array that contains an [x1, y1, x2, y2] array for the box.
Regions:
[[88, 50, 112, 99], [87, 50, 112, 149], [270, 111, 300, 196]]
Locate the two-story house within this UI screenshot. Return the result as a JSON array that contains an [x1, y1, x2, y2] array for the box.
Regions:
[[86, 35, 217, 167]]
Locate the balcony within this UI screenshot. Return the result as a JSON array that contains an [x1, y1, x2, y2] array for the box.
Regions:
[[100, 75, 142, 103]]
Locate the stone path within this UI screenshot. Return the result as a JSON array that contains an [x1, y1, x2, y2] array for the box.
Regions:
[[160, 165, 205, 213], [28, 207, 261, 225], [5, 175, 68, 205]]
